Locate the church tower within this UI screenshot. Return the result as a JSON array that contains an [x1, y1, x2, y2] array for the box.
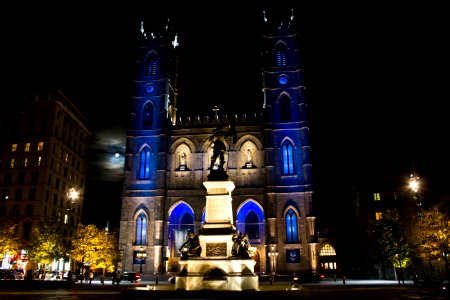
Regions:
[[119, 19, 178, 273], [261, 9, 317, 272]]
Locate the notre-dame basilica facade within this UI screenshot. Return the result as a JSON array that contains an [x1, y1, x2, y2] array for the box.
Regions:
[[118, 9, 337, 276]]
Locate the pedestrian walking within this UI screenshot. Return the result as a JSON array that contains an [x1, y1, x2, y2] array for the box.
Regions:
[[89, 270, 94, 285], [111, 270, 117, 285], [342, 275, 346, 284]]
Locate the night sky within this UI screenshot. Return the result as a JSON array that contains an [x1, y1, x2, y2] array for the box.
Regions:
[[3, 3, 449, 228]]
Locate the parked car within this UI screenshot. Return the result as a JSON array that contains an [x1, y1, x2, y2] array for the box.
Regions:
[[45, 270, 63, 280], [120, 271, 141, 283], [0, 269, 16, 280], [293, 271, 324, 283]]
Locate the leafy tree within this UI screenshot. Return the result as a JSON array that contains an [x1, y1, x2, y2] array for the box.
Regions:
[[27, 219, 67, 273], [372, 210, 414, 279], [0, 219, 23, 264], [417, 206, 450, 280], [71, 224, 121, 281]]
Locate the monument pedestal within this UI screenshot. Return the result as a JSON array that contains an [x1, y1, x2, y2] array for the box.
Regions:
[[175, 179, 259, 291]]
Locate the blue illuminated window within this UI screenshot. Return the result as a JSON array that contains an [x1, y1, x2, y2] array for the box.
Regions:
[[146, 53, 158, 75], [276, 44, 287, 66], [282, 141, 295, 175], [138, 146, 151, 180], [285, 209, 299, 243], [136, 212, 147, 245], [244, 211, 259, 239]]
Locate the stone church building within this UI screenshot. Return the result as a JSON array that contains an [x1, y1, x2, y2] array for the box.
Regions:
[[118, 9, 337, 276]]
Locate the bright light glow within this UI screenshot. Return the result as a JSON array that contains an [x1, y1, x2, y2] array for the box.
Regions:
[[115, 153, 120, 158], [409, 174, 419, 193], [67, 188, 79, 202]]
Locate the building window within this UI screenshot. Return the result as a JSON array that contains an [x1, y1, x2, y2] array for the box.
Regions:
[[282, 141, 295, 175], [29, 189, 36, 201], [22, 157, 28, 167], [244, 211, 259, 240], [15, 189, 23, 201], [31, 172, 39, 184], [1, 190, 9, 201], [138, 147, 151, 180], [11, 144, 18, 152], [37, 141, 44, 151], [24, 143, 31, 152], [285, 208, 299, 243], [276, 44, 287, 66], [136, 212, 147, 245], [375, 212, 383, 220], [4, 174, 12, 185], [18, 173, 25, 184], [26, 205, 33, 216], [9, 159, 15, 169], [143, 103, 154, 128], [279, 94, 292, 122], [319, 243, 337, 256], [146, 53, 158, 75], [373, 193, 381, 201]]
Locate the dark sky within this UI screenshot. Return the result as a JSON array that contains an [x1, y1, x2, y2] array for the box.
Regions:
[[3, 3, 449, 227]]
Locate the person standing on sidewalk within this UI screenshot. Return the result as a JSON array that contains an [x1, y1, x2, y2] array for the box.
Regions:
[[89, 270, 94, 285]]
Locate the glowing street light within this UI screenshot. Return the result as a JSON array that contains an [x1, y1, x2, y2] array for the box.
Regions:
[[409, 174, 421, 208], [67, 187, 79, 203], [268, 246, 278, 274], [409, 174, 419, 193], [137, 246, 146, 274], [65, 187, 79, 225]]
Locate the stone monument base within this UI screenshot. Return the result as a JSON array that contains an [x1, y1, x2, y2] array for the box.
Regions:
[[175, 258, 259, 291]]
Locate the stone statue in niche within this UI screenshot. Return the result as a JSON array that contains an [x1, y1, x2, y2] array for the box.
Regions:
[[176, 152, 189, 171], [242, 148, 256, 169]]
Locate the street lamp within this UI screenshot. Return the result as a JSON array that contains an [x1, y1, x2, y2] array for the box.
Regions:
[[268, 246, 278, 274], [409, 174, 422, 210], [66, 187, 79, 225], [63, 187, 79, 277], [137, 246, 146, 274]]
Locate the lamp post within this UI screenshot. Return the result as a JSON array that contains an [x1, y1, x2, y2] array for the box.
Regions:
[[137, 246, 146, 274], [66, 187, 79, 226], [409, 174, 421, 209], [268, 246, 278, 274], [62, 187, 78, 277]]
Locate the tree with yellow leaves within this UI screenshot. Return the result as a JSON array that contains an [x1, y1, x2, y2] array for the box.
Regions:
[[0, 219, 23, 265], [71, 224, 120, 284], [27, 218, 67, 275], [417, 206, 450, 281]]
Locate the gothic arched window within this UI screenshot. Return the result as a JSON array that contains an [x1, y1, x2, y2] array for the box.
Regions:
[[143, 102, 153, 128], [282, 141, 295, 175], [146, 53, 158, 75], [138, 146, 151, 180], [136, 212, 147, 245], [276, 44, 287, 67], [244, 211, 260, 239], [279, 94, 292, 122], [285, 208, 299, 243]]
